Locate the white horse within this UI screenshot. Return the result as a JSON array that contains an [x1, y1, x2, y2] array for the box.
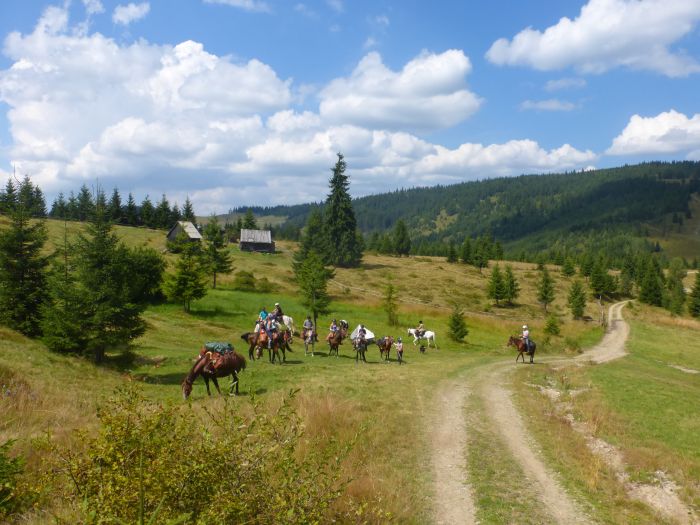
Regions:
[[282, 315, 296, 335], [407, 328, 437, 349]]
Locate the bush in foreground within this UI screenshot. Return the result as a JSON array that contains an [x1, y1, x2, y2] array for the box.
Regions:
[[51, 386, 362, 524]]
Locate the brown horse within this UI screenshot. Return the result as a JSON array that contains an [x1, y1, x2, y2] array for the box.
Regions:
[[327, 327, 347, 357], [376, 336, 393, 361], [257, 330, 287, 364], [508, 336, 536, 364], [182, 348, 246, 399], [241, 332, 260, 360]]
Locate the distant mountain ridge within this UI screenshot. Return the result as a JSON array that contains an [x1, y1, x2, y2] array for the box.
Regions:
[[235, 161, 700, 257]]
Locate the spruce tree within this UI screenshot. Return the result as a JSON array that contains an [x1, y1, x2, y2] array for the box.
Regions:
[[446, 241, 458, 263], [242, 209, 258, 230], [323, 153, 362, 267], [537, 267, 555, 312], [689, 271, 700, 318], [487, 263, 506, 305], [561, 257, 576, 277], [125, 193, 138, 226], [393, 219, 411, 257], [41, 223, 86, 352], [294, 250, 334, 333], [164, 242, 208, 312], [0, 194, 48, 336], [140, 195, 155, 228], [0, 177, 17, 214], [567, 280, 587, 319], [154, 194, 171, 229], [447, 303, 468, 342], [73, 201, 147, 363], [638, 261, 663, 306], [460, 238, 472, 264], [293, 208, 329, 270], [382, 280, 399, 326], [182, 196, 196, 223], [77, 184, 93, 221], [203, 216, 233, 289], [503, 264, 520, 305], [108, 188, 122, 224], [50, 192, 68, 219]]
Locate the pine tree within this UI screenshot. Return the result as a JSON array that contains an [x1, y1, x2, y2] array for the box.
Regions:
[[638, 260, 663, 306], [73, 202, 147, 363], [66, 191, 78, 220], [666, 258, 687, 315], [50, 192, 68, 219], [446, 241, 458, 263], [537, 267, 555, 312], [503, 264, 520, 305], [242, 209, 258, 230], [689, 271, 700, 317], [76, 184, 93, 221], [323, 153, 362, 267], [460, 238, 472, 264], [393, 219, 411, 257], [561, 257, 576, 277], [544, 315, 561, 336], [31, 185, 47, 217], [294, 250, 334, 333], [294, 208, 329, 271], [590, 260, 616, 299], [487, 263, 506, 305], [0, 177, 17, 214], [41, 223, 86, 352], [154, 194, 171, 229], [164, 242, 208, 313], [382, 280, 399, 326], [447, 303, 468, 342], [108, 188, 122, 224], [125, 193, 138, 226], [140, 195, 155, 228], [567, 280, 587, 319], [0, 194, 48, 336], [203, 216, 233, 289], [182, 196, 196, 223]]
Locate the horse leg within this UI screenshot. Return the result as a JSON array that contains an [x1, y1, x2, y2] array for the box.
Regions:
[[211, 376, 222, 396], [230, 371, 239, 395], [204, 377, 211, 396]]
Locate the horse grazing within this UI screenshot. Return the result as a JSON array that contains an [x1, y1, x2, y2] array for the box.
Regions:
[[376, 336, 393, 361], [407, 328, 438, 349], [182, 348, 246, 399], [508, 336, 536, 364]]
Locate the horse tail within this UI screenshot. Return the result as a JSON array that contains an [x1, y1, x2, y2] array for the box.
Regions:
[[241, 332, 250, 341]]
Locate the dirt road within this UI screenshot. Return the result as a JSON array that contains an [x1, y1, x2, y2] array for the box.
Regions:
[[429, 301, 632, 524]]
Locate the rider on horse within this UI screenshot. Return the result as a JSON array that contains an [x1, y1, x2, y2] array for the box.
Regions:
[[303, 315, 314, 341], [266, 315, 279, 349], [327, 319, 339, 343], [522, 324, 531, 353], [358, 324, 367, 344], [272, 302, 284, 321], [416, 320, 425, 338]]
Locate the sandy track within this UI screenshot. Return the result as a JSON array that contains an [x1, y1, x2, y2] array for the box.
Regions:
[[430, 380, 477, 525], [430, 301, 633, 524]]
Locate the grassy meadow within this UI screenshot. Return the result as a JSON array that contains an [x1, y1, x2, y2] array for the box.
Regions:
[[1, 216, 699, 522]]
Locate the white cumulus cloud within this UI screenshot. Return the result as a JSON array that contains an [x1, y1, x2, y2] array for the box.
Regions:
[[0, 6, 599, 212], [607, 110, 700, 156], [112, 2, 150, 25], [486, 0, 700, 77], [520, 99, 576, 111], [545, 77, 586, 91], [82, 0, 105, 15], [203, 0, 271, 13], [319, 50, 482, 133]]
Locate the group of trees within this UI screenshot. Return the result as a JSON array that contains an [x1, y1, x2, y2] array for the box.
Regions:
[[48, 185, 196, 230], [0, 175, 47, 217], [0, 182, 165, 363]]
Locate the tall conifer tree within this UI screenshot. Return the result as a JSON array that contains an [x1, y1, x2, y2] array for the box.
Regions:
[[323, 153, 362, 267]]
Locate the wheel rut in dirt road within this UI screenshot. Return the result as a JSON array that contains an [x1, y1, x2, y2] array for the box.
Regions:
[[430, 380, 477, 525]]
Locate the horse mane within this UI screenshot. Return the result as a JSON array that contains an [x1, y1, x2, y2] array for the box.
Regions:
[[183, 354, 207, 386]]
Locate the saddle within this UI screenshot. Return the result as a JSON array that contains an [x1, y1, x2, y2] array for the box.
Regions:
[[203, 342, 233, 372]]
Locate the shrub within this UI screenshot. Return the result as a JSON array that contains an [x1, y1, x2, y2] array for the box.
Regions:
[[232, 270, 257, 292], [53, 386, 358, 524], [0, 440, 24, 519], [256, 276, 274, 293], [544, 315, 561, 336]]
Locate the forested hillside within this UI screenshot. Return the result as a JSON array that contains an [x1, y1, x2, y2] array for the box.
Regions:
[[244, 161, 700, 261]]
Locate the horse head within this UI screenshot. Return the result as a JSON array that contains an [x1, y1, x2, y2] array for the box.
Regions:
[[182, 377, 193, 400]]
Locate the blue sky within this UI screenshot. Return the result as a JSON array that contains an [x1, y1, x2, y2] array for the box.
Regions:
[[0, 0, 699, 212]]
